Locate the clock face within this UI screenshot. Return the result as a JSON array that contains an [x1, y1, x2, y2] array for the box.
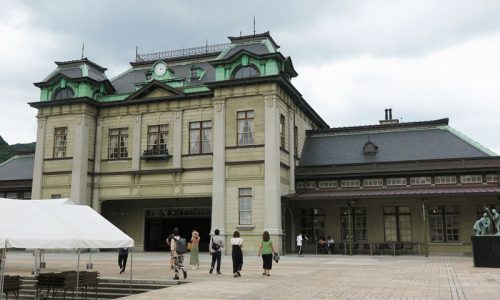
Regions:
[[154, 62, 167, 76]]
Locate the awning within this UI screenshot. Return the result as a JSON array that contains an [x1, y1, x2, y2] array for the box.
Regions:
[[283, 186, 500, 201]]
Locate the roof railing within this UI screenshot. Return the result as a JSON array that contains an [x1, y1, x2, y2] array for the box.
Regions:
[[136, 43, 230, 62]]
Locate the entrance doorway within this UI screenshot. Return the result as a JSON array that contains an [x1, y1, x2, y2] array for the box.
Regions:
[[144, 206, 211, 251]]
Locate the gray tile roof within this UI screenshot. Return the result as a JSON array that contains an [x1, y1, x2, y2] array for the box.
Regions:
[[299, 126, 492, 167], [111, 61, 216, 94], [219, 43, 271, 60], [0, 155, 34, 181]]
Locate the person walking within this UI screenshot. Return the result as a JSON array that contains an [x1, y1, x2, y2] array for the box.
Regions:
[[189, 230, 200, 269], [166, 228, 177, 270], [209, 229, 224, 275], [171, 228, 187, 280], [296, 233, 306, 256], [326, 235, 335, 254], [231, 230, 243, 277], [118, 247, 129, 274], [258, 231, 275, 276]]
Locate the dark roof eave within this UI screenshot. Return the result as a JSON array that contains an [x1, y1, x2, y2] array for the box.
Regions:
[[34, 75, 116, 93], [211, 51, 285, 66], [206, 75, 328, 128], [307, 118, 450, 135], [28, 97, 99, 109], [283, 186, 500, 201], [100, 91, 214, 107], [228, 31, 280, 49], [55, 57, 107, 72]]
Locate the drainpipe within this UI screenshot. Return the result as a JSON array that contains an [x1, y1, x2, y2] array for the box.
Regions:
[[422, 198, 429, 257]]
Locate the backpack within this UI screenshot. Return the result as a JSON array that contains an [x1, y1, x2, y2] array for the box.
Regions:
[[211, 237, 220, 251], [175, 238, 187, 254]]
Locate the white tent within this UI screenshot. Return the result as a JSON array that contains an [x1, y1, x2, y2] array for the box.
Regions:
[[0, 198, 134, 299]]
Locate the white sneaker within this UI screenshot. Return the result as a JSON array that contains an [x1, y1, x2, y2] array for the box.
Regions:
[[192, 266, 196, 270]]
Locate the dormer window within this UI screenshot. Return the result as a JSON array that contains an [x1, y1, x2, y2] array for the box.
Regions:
[[363, 141, 378, 156], [53, 87, 74, 100], [232, 65, 259, 79], [190, 66, 203, 80]]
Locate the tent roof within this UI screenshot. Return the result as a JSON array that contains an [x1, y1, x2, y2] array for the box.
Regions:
[[0, 198, 133, 249]]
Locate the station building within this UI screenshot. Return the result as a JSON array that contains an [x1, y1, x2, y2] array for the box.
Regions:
[[28, 32, 500, 254]]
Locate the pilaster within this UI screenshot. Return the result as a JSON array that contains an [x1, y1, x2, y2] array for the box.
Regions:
[[91, 117, 103, 212], [173, 110, 183, 169], [288, 108, 296, 193], [211, 98, 226, 235], [31, 117, 46, 199], [71, 115, 90, 205], [131, 114, 142, 171], [264, 95, 282, 236]]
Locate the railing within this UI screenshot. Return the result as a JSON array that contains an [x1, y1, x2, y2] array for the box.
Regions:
[[136, 43, 230, 62], [142, 148, 169, 161]]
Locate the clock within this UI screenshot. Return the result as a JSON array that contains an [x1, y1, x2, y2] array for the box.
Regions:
[[154, 62, 167, 77]]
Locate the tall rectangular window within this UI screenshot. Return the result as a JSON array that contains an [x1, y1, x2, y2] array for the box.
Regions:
[[108, 128, 128, 159], [280, 114, 286, 149], [189, 121, 212, 154], [53, 127, 68, 158], [384, 206, 412, 242], [300, 208, 325, 242], [340, 207, 367, 241], [238, 188, 252, 225], [294, 125, 299, 156], [147, 124, 168, 154], [237, 110, 254, 146], [429, 205, 459, 242]]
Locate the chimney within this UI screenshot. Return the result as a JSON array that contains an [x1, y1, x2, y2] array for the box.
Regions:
[[379, 108, 399, 125]]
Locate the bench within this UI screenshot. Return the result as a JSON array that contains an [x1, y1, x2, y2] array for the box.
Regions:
[[36, 271, 78, 299], [2, 275, 21, 300], [78, 271, 100, 299]]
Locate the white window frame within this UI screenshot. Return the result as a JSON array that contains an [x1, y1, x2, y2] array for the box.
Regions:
[[435, 176, 457, 185], [341, 179, 360, 188], [386, 177, 407, 186], [363, 178, 383, 187], [460, 175, 482, 184], [238, 188, 252, 225], [410, 177, 431, 185]]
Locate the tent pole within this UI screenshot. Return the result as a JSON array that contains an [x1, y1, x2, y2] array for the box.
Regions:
[[76, 249, 81, 300], [129, 248, 133, 296], [0, 246, 6, 300]]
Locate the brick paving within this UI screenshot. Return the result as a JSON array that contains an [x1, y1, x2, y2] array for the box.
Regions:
[[2, 250, 500, 299]]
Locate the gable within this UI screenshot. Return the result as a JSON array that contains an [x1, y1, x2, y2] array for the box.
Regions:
[[144, 87, 177, 98]]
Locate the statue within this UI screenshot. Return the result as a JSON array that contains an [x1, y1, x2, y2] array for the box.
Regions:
[[473, 213, 491, 236], [486, 208, 500, 235]]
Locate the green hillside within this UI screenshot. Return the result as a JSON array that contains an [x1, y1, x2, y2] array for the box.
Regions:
[[0, 135, 36, 164]]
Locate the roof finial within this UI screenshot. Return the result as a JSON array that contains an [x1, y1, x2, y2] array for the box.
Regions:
[[81, 42, 85, 59], [135, 46, 138, 60], [253, 16, 256, 35]]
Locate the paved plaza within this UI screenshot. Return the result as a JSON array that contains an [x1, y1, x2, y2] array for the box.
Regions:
[[2, 250, 500, 299]]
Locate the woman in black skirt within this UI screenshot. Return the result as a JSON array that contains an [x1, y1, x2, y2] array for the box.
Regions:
[[231, 230, 243, 277], [258, 231, 275, 276]]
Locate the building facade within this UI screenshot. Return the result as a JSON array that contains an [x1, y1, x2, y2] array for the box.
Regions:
[[29, 32, 327, 252], [285, 115, 500, 255], [0, 153, 34, 200]]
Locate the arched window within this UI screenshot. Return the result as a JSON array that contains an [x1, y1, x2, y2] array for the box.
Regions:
[[53, 87, 74, 100], [231, 65, 259, 79]]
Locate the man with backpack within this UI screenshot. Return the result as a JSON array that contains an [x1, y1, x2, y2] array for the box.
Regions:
[[170, 228, 187, 280], [209, 229, 224, 275]]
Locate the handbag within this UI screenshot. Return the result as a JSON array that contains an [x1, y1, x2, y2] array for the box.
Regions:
[[273, 252, 280, 263], [211, 237, 220, 251]]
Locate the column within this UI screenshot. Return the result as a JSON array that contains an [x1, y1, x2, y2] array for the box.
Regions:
[[264, 95, 282, 236], [131, 114, 142, 171], [91, 117, 103, 213], [173, 110, 182, 169], [288, 108, 295, 193], [31, 117, 47, 199], [211, 98, 226, 235], [71, 115, 90, 205]]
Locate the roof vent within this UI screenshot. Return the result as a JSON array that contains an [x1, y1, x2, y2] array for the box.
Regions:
[[379, 108, 399, 125]]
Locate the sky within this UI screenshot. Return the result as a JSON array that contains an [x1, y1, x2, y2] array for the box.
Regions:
[[1, 0, 499, 154]]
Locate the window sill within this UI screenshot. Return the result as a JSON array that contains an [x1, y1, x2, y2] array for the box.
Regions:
[[236, 225, 255, 231]]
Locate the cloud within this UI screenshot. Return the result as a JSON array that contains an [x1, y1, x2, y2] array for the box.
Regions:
[[293, 32, 500, 153]]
